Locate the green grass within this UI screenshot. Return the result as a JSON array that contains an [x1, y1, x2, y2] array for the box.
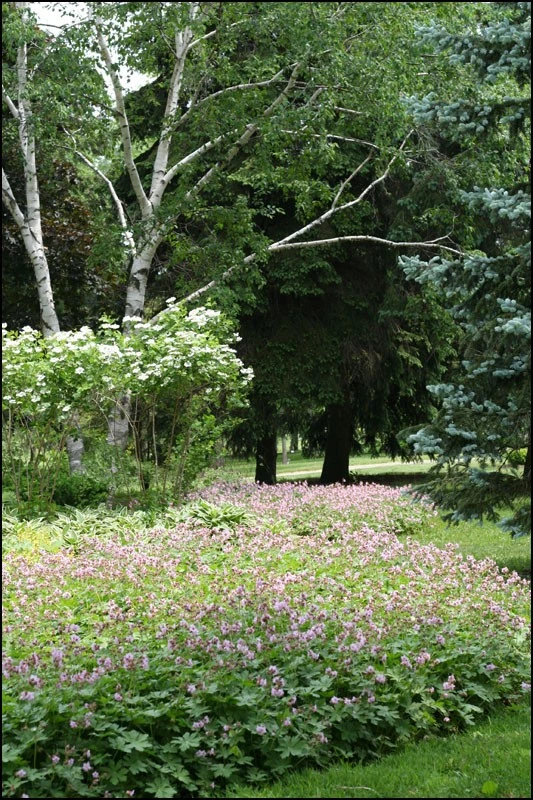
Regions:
[[227, 700, 531, 798], [219, 452, 433, 480], [413, 514, 531, 578]]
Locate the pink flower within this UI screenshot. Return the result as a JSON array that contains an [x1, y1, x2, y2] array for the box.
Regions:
[[442, 675, 456, 691]]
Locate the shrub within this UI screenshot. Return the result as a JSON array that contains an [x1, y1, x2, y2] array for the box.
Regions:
[[2, 482, 530, 798], [51, 473, 109, 508]]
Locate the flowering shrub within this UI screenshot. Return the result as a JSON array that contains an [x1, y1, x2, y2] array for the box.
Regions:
[[2, 483, 530, 798], [2, 306, 253, 506]]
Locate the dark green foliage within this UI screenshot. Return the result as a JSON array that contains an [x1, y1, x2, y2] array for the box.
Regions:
[[50, 472, 109, 509]]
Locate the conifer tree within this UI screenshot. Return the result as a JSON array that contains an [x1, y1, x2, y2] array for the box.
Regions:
[[400, 2, 531, 536]]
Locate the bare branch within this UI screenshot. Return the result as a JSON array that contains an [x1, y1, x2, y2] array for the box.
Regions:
[[178, 67, 288, 129], [334, 106, 364, 115], [187, 17, 246, 51], [160, 131, 235, 194], [280, 130, 380, 149], [184, 62, 302, 201], [174, 234, 461, 310], [269, 234, 462, 255], [274, 130, 414, 249], [149, 9, 198, 202], [332, 153, 373, 209], [2, 168, 25, 228]]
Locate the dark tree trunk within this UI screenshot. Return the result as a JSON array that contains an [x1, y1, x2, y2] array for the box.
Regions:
[[320, 400, 353, 484], [255, 428, 277, 484]]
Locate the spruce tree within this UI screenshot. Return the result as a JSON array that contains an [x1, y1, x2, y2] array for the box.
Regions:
[[400, 2, 531, 536]]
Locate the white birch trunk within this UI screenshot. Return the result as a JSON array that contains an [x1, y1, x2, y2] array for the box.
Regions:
[[106, 243, 161, 455], [95, 9, 195, 464]]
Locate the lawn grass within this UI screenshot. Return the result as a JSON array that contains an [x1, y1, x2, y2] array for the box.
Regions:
[[220, 452, 433, 480], [228, 700, 531, 798]]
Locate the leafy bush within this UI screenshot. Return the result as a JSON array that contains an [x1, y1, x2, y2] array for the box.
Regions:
[[2, 308, 252, 509], [51, 473, 109, 508], [176, 498, 253, 531], [2, 483, 530, 798]]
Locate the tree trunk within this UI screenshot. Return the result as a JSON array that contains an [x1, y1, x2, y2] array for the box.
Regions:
[[66, 416, 85, 473], [255, 428, 277, 484], [281, 435, 289, 465], [320, 400, 353, 484], [107, 395, 131, 450]]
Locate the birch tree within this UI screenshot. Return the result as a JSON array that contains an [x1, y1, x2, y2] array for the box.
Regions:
[[2, 1, 108, 471], [69, 2, 463, 456], [83, 2, 462, 310]]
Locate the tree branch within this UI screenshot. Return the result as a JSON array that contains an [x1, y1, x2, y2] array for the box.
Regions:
[[177, 67, 289, 129], [62, 136, 136, 257], [280, 130, 380, 149], [274, 130, 414, 249], [93, 15, 152, 219], [269, 234, 462, 255], [160, 131, 235, 193], [2, 85, 19, 119], [2, 168, 26, 229], [176, 234, 461, 308], [149, 7, 199, 203], [332, 153, 373, 210], [184, 62, 302, 201]]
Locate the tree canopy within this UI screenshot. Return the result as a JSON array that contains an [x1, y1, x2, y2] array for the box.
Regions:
[[2, 2, 529, 528]]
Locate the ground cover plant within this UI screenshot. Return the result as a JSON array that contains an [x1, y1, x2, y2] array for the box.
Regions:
[[2, 482, 531, 798]]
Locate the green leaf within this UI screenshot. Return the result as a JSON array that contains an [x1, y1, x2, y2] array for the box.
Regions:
[[144, 778, 177, 798], [2, 743, 24, 763], [481, 780, 499, 796], [110, 730, 153, 753]]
